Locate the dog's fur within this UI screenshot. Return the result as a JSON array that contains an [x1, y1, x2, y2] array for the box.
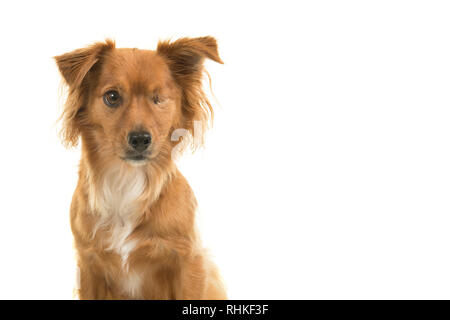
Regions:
[[55, 37, 226, 299]]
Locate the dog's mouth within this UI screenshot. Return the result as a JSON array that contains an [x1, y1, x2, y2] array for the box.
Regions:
[[121, 151, 151, 164], [126, 154, 148, 161]]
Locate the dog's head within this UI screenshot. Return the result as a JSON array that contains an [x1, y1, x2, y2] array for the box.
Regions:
[[55, 37, 222, 166]]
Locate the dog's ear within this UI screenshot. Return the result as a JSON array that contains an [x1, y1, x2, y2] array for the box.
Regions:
[[54, 40, 115, 147], [157, 36, 223, 149], [55, 40, 115, 88], [157, 36, 223, 77]]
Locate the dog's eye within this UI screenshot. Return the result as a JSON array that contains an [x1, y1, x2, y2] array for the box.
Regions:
[[152, 95, 161, 105], [103, 90, 122, 108]]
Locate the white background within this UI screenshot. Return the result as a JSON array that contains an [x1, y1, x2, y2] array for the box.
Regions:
[[0, 0, 449, 299]]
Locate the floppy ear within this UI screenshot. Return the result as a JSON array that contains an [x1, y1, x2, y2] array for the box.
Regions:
[[157, 36, 223, 76], [54, 40, 115, 147], [157, 36, 223, 148], [55, 40, 115, 88]]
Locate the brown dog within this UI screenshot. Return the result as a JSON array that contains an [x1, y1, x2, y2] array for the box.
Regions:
[[55, 37, 226, 299]]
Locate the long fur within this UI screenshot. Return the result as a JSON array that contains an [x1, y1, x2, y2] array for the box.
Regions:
[[55, 37, 226, 299]]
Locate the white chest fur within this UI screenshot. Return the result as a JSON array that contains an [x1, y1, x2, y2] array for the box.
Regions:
[[120, 271, 143, 299], [88, 164, 147, 265], [86, 161, 171, 298], [88, 164, 148, 297]]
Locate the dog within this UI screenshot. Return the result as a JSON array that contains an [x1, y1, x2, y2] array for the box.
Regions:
[[54, 36, 226, 299]]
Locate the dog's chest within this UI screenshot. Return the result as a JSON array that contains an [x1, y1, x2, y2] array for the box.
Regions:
[[119, 270, 143, 299], [105, 219, 145, 299], [90, 167, 148, 296]]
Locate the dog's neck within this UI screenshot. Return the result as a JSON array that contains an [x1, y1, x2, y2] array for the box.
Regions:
[[84, 156, 174, 233], [90, 162, 147, 218], [82, 156, 175, 269]]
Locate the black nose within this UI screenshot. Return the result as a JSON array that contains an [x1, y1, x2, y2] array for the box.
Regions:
[[127, 131, 151, 152]]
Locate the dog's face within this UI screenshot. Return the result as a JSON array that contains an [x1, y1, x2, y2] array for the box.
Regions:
[[55, 37, 222, 166], [88, 49, 180, 165]]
